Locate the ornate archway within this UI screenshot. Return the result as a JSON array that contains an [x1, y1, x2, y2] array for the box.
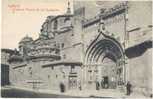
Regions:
[[84, 32, 125, 89]]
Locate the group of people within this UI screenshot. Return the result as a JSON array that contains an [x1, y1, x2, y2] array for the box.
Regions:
[[96, 77, 116, 90], [96, 81, 109, 90], [96, 80, 132, 96], [59, 81, 133, 96]]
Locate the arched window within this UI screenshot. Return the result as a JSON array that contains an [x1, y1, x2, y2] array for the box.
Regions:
[[64, 17, 70, 23]]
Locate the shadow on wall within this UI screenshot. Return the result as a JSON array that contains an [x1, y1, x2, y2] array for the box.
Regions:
[[125, 40, 152, 58], [1, 64, 10, 86]]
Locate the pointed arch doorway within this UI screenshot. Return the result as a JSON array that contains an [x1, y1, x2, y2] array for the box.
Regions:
[[85, 34, 125, 90]]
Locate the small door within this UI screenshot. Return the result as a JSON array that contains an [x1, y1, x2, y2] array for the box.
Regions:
[[68, 76, 77, 89], [103, 76, 109, 89], [103, 76, 109, 84]]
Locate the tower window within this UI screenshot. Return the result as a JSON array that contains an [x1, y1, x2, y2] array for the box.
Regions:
[[51, 66, 54, 70], [61, 43, 64, 48], [71, 65, 75, 73], [54, 20, 58, 30]]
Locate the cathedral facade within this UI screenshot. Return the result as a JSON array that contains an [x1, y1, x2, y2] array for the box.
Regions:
[[3, 1, 152, 96]]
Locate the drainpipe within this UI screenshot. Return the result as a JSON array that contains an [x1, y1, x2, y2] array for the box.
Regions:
[[123, 1, 128, 84]]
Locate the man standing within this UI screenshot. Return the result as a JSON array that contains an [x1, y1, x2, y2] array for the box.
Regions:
[[96, 81, 100, 90], [126, 81, 132, 95], [60, 82, 65, 93]]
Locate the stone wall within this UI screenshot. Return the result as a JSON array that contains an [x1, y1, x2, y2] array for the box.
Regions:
[[127, 46, 152, 96]]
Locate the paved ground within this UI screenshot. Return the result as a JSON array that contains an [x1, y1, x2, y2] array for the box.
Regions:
[[1, 88, 111, 98], [1, 86, 149, 98], [1, 88, 81, 98], [1, 88, 114, 98]]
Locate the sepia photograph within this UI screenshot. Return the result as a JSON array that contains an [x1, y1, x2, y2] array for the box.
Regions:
[[1, 0, 153, 98]]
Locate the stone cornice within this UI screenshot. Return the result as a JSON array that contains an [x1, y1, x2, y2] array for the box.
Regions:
[[27, 54, 61, 60], [83, 2, 128, 28], [50, 14, 73, 22]]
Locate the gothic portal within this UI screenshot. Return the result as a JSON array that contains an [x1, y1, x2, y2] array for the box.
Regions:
[[85, 31, 125, 89]]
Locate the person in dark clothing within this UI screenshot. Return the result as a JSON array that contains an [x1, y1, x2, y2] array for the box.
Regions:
[[101, 79, 104, 88], [150, 94, 152, 98], [126, 81, 132, 95], [78, 81, 82, 90], [60, 83, 65, 93], [96, 81, 100, 90]]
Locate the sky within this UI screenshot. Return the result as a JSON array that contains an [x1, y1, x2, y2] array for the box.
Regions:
[[2, 0, 73, 49]]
